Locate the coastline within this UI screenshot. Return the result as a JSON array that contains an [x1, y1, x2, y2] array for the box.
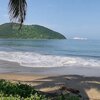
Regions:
[[0, 60, 100, 76], [0, 60, 100, 99]]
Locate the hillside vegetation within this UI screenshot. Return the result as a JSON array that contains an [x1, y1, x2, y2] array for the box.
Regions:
[[0, 23, 66, 39]]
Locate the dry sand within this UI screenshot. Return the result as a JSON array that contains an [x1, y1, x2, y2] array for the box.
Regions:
[[0, 73, 100, 100]]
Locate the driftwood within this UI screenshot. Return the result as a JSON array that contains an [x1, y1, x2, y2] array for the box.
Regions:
[[37, 86, 82, 99], [60, 86, 80, 94]]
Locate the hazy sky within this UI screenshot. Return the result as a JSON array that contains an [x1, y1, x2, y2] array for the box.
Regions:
[[0, 0, 100, 39]]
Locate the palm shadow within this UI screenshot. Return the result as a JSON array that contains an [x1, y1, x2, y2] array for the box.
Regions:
[[23, 75, 100, 100]]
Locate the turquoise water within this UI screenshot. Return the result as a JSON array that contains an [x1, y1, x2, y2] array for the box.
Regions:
[[0, 39, 100, 68]]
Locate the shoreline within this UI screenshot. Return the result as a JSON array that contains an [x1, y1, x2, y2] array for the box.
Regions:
[[0, 60, 100, 99], [0, 60, 100, 77]]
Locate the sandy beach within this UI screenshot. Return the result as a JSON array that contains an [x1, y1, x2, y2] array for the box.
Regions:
[[0, 60, 100, 99], [0, 73, 100, 100]]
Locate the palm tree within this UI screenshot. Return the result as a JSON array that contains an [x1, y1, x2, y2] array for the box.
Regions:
[[9, 0, 27, 28]]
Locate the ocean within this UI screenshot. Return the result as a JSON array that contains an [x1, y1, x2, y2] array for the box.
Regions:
[[0, 39, 100, 76]]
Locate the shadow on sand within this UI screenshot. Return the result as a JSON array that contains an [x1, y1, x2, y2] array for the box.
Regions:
[[22, 75, 100, 100]]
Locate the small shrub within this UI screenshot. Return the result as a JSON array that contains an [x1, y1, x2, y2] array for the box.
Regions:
[[0, 79, 80, 100]]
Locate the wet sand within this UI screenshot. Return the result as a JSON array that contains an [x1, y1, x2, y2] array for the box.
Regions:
[[0, 60, 100, 99], [0, 60, 100, 76]]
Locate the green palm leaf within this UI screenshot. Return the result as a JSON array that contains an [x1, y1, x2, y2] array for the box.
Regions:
[[9, 0, 27, 28]]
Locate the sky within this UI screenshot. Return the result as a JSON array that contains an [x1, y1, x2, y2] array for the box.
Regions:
[[0, 0, 100, 39]]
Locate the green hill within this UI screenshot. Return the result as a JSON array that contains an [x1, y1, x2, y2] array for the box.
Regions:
[[0, 23, 66, 39]]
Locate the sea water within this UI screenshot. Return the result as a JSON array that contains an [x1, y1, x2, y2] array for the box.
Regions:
[[0, 39, 100, 68]]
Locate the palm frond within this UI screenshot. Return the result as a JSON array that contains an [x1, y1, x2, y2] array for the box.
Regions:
[[9, 0, 27, 29]]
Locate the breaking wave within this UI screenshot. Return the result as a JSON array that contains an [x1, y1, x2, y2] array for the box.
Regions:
[[0, 51, 100, 68]]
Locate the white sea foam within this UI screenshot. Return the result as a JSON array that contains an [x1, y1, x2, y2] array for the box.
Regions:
[[0, 51, 100, 67], [72, 37, 88, 40]]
